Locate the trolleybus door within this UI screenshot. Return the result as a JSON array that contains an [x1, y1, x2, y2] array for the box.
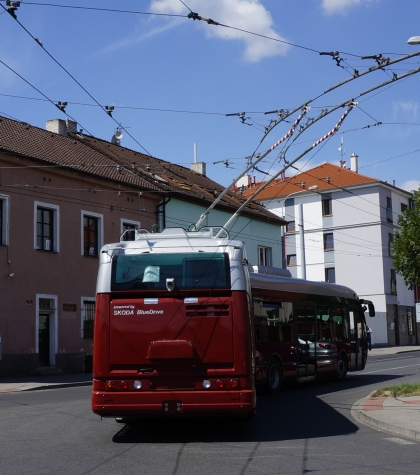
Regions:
[[295, 304, 316, 379], [349, 308, 365, 371]]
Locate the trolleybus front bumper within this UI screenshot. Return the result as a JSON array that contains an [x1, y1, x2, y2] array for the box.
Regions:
[[92, 388, 256, 418]]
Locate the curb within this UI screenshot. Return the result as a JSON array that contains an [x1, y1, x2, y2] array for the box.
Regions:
[[351, 393, 420, 441], [0, 381, 92, 393], [25, 381, 92, 391]]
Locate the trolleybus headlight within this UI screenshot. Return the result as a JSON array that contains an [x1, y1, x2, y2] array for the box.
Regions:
[[134, 380, 142, 390], [216, 380, 225, 389], [202, 380, 211, 389], [107, 381, 116, 390], [121, 381, 129, 390]]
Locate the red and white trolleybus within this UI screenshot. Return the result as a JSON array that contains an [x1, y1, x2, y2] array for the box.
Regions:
[[91, 227, 374, 420]]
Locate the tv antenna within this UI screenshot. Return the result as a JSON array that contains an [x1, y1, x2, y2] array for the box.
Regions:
[[338, 136, 345, 167]]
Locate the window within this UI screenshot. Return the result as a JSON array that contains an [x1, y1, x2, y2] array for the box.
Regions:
[[0, 195, 8, 245], [401, 203, 408, 213], [325, 267, 336, 283], [388, 233, 394, 257], [287, 254, 297, 266], [323, 233, 334, 251], [37, 208, 53, 251], [286, 221, 296, 233], [386, 196, 393, 223], [316, 306, 348, 341], [253, 299, 294, 344], [121, 219, 140, 241], [82, 211, 103, 257], [84, 216, 98, 256], [111, 252, 230, 291], [258, 246, 272, 266], [0, 199, 2, 245], [407, 308, 414, 336], [34, 202, 59, 252], [82, 299, 95, 338], [322, 197, 332, 216], [391, 269, 397, 295]]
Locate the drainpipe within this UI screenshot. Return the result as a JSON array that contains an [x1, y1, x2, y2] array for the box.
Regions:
[[156, 195, 171, 231], [298, 203, 306, 279]]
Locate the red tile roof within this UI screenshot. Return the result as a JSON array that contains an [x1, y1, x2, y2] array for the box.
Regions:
[[242, 162, 379, 200], [0, 116, 159, 191], [0, 115, 285, 225]]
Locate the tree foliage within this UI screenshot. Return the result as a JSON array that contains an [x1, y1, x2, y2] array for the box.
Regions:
[[392, 188, 420, 287]]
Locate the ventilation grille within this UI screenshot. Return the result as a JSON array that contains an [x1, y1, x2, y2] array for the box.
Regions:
[[186, 304, 229, 317]]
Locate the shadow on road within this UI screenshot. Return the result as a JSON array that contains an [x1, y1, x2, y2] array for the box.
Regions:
[[112, 372, 406, 444]]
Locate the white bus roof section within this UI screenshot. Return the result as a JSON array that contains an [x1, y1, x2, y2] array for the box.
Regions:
[[104, 227, 245, 255], [250, 272, 358, 300]]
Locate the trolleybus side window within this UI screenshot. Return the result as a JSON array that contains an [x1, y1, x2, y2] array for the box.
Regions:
[[316, 306, 348, 342], [254, 299, 294, 344]]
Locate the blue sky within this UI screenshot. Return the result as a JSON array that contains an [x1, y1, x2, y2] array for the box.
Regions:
[[1, 0, 420, 192]]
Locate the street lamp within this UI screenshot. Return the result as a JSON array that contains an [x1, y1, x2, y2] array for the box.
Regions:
[[279, 185, 319, 219], [279, 185, 318, 280], [407, 36, 420, 45]]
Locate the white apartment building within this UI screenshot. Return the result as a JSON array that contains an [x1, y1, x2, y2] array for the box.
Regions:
[[242, 157, 418, 347]]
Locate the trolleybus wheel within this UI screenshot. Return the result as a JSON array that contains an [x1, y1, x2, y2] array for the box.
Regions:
[[266, 357, 282, 394], [332, 353, 348, 381]]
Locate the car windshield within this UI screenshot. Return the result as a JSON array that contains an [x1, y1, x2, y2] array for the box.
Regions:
[[111, 252, 231, 291]]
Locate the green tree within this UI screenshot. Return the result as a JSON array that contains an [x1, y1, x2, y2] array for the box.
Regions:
[[392, 188, 420, 287]]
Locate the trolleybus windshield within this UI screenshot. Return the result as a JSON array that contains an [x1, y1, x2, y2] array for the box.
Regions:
[[111, 252, 231, 291]]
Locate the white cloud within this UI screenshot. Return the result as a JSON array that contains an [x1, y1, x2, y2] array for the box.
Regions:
[[399, 179, 420, 193], [0, 50, 34, 90], [149, 0, 290, 62], [392, 101, 418, 121], [97, 22, 178, 55], [321, 0, 377, 15]]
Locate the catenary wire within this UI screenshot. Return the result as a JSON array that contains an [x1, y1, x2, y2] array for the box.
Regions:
[[0, 2, 152, 156]]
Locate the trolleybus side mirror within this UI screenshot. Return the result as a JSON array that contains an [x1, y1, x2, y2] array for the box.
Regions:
[[360, 299, 375, 317]]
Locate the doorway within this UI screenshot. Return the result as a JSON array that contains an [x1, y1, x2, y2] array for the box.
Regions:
[[37, 295, 57, 367], [38, 313, 50, 366], [394, 305, 400, 346], [295, 304, 316, 379]]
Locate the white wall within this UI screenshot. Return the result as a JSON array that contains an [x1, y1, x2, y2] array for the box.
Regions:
[[260, 182, 414, 346], [163, 199, 283, 268]]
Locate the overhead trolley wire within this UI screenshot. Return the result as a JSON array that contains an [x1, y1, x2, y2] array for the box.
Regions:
[[9, 1, 187, 17], [11, 0, 403, 60], [0, 2, 152, 156], [0, 59, 93, 136]]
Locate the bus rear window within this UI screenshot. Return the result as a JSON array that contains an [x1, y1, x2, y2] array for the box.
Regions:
[[111, 252, 231, 291]]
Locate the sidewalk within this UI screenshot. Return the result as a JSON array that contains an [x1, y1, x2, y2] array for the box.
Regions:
[[368, 345, 420, 357], [0, 372, 92, 393], [351, 345, 420, 441]]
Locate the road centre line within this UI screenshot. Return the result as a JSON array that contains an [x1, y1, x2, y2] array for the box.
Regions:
[[362, 363, 420, 374], [368, 356, 415, 363]]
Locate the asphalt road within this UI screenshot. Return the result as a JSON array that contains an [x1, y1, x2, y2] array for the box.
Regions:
[[1, 353, 419, 475]]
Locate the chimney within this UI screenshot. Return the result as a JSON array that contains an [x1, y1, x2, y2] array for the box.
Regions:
[[190, 143, 206, 176], [350, 153, 359, 173], [46, 118, 77, 136], [236, 175, 251, 189]]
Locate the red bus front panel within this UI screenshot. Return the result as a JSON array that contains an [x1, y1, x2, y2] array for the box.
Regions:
[[109, 297, 233, 367], [92, 291, 255, 417]]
